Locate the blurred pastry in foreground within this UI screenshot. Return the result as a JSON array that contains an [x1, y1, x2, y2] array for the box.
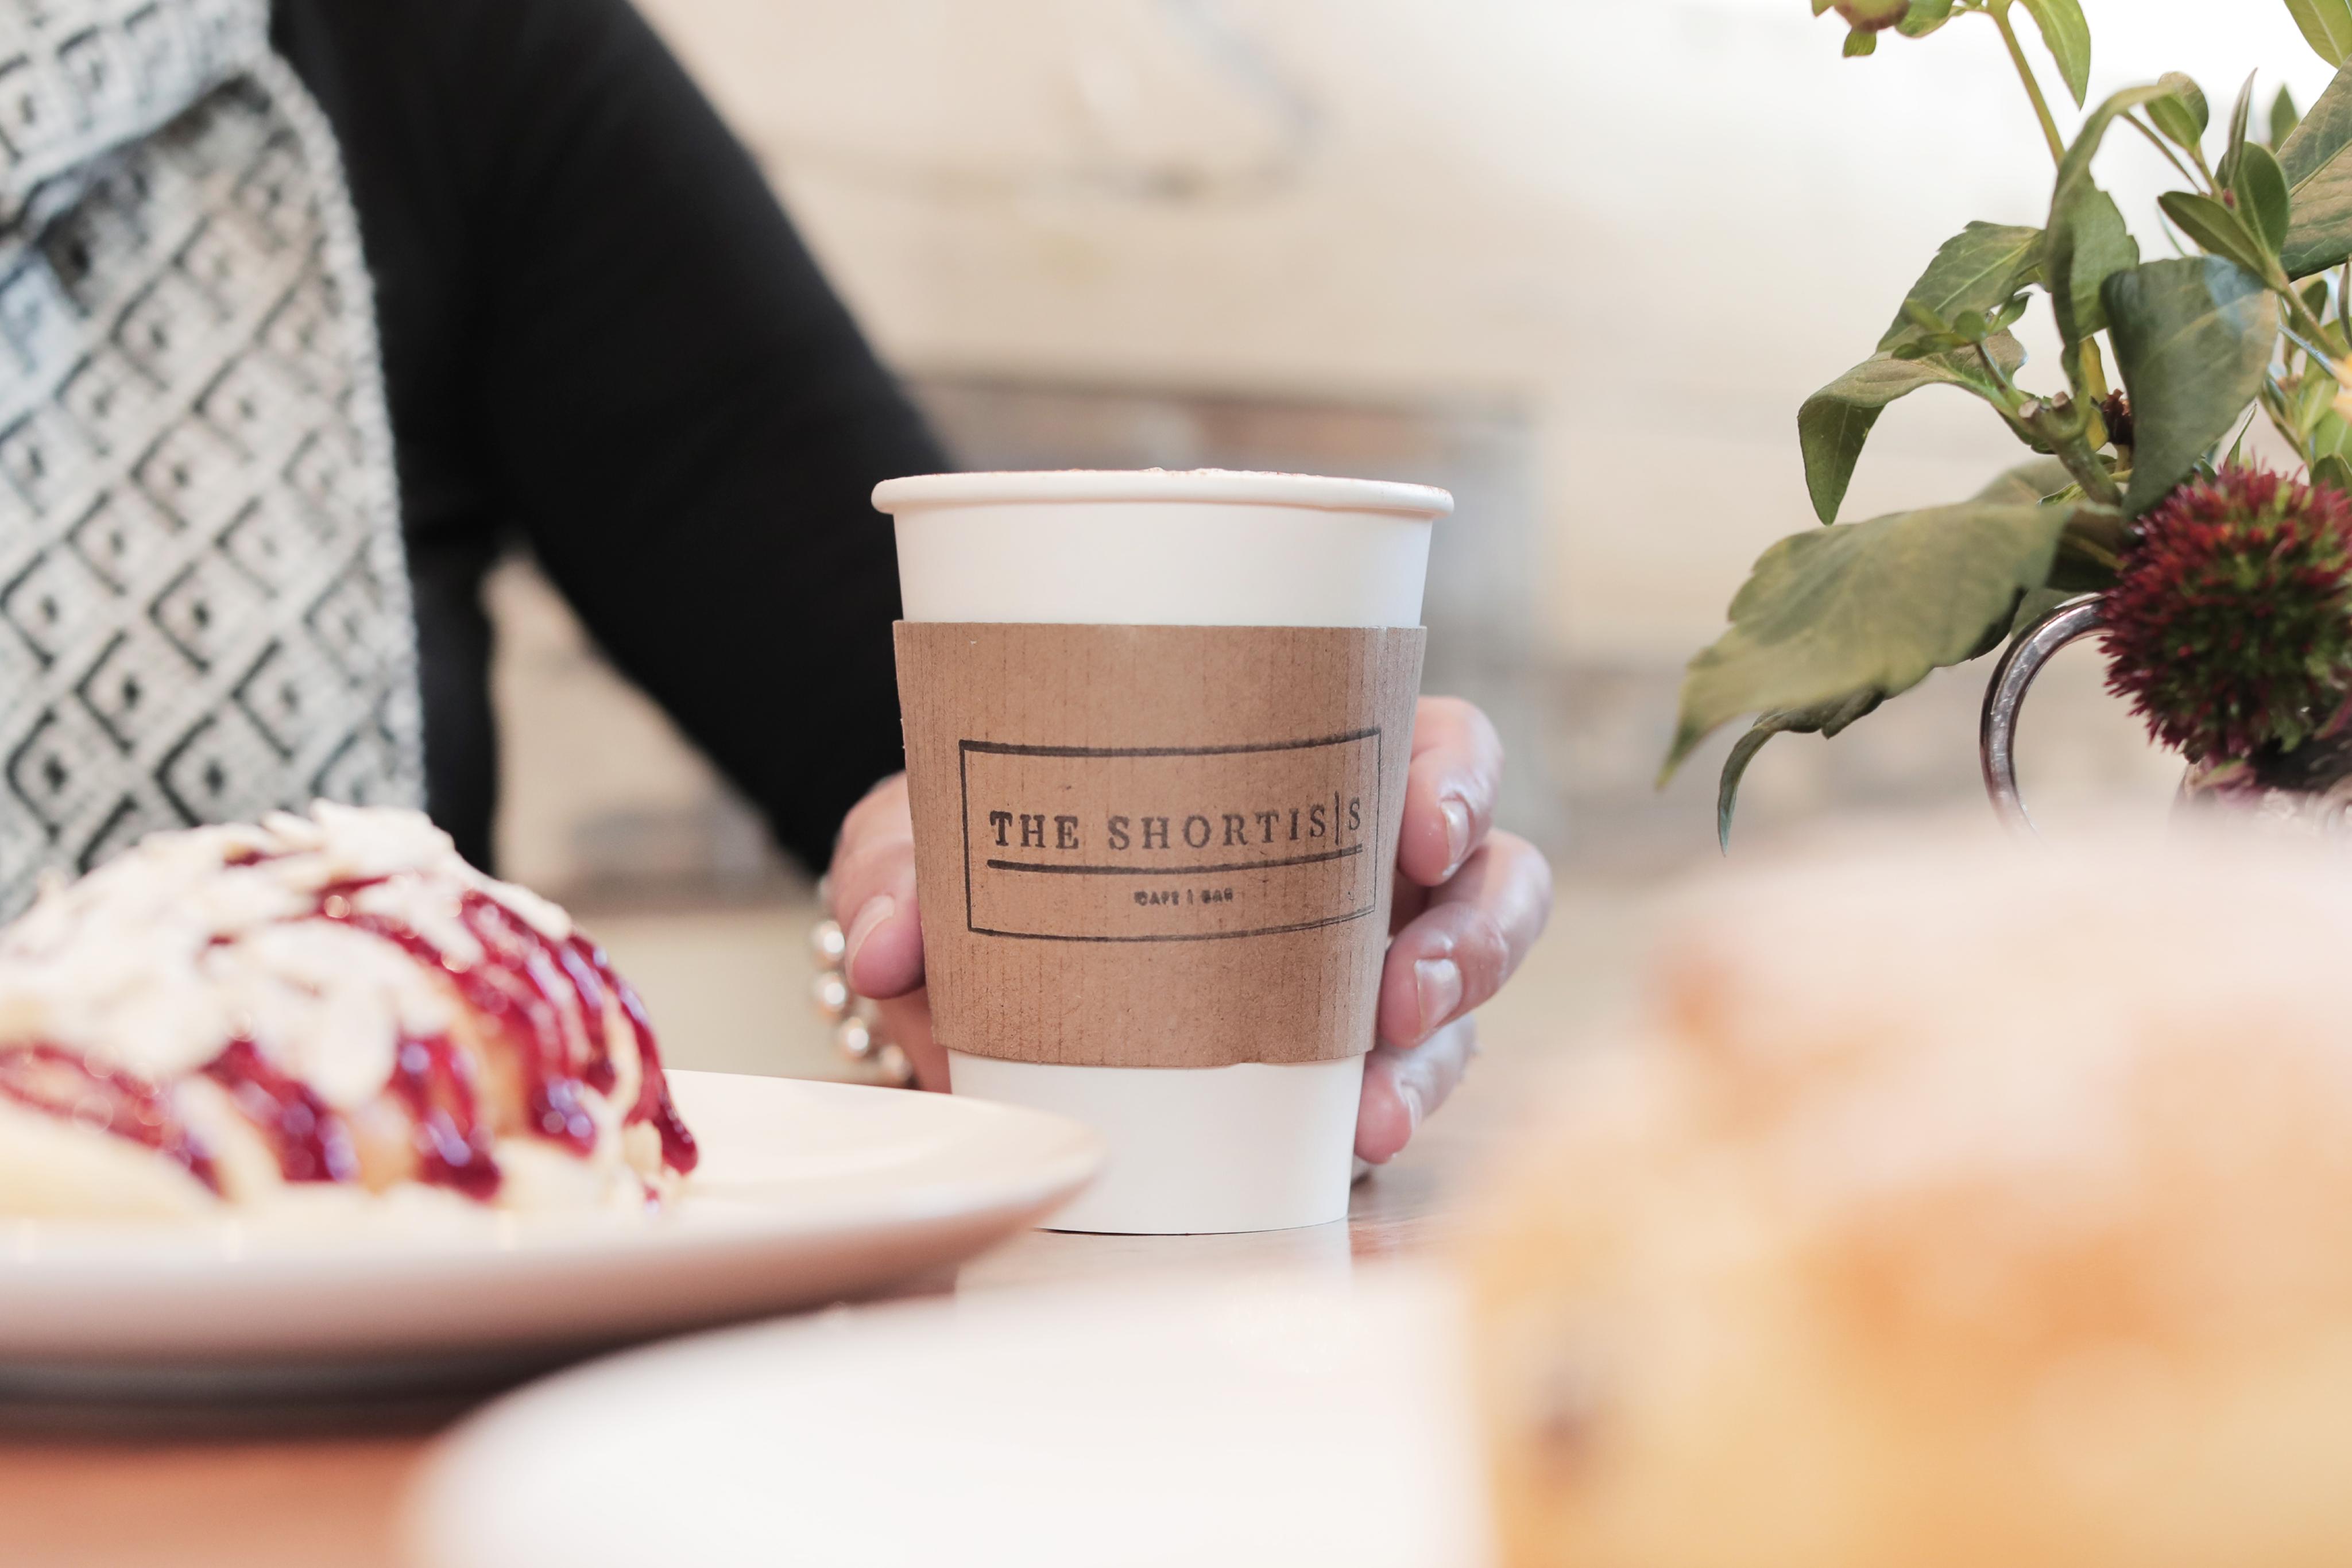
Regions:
[[1466, 829, 2352, 1568], [0, 803, 695, 1218]]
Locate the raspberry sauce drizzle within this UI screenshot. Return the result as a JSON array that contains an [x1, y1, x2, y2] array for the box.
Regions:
[[202, 1038, 358, 1184], [573, 935, 698, 1174], [314, 878, 697, 1194], [0, 1043, 220, 1194], [389, 1031, 500, 1199]]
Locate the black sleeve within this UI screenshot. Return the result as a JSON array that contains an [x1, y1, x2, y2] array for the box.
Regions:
[[445, 0, 943, 872]]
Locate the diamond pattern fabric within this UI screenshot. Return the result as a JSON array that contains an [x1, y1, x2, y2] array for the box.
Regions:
[[0, 0, 421, 918]]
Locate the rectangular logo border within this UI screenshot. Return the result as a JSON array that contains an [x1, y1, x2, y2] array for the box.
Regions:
[[957, 729, 1386, 944]]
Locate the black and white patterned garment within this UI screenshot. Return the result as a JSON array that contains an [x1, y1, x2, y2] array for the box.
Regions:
[[0, 0, 422, 918]]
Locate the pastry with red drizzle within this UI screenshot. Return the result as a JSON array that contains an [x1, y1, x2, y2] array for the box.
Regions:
[[0, 803, 695, 1217]]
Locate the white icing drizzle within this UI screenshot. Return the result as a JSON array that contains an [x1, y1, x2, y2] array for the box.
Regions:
[[0, 802, 673, 1217]]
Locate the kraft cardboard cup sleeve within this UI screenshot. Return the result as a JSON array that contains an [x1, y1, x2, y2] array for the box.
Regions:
[[895, 624, 1425, 1071]]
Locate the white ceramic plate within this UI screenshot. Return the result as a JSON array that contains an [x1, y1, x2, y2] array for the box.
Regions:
[[0, 1072, 1104, 1396], [407, 1265, 1495, 1568]]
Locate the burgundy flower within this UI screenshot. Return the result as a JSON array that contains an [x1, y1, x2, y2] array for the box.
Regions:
[[2102, 466, 2352, 762]]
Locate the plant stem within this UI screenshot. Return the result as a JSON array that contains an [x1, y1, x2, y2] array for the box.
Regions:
[[2045, 421, 2124, 505], [2121, 114, 2204, 192], [1963, 337, 2121, 505], [1988, 1, 2065, 165], [2188, 142, 2219, 193], [2152, 204, 2193, 259], [2282, 289, 2338, 362], [2259, 377, 2316, 467], [1973, 339, 2022, 399], [2283, 319, 2330, 362]]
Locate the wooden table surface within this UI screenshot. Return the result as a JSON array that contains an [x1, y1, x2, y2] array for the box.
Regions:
[[0, 895, 1628, 1568], [0, 1097, 1504, 1568]]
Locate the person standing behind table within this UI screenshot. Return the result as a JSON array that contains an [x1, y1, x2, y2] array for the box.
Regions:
[[0, 0, 930, 912], [0, 0, 1550, 1166]]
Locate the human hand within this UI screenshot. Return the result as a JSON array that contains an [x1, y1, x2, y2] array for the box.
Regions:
[[823, 696, 1553, 1164]]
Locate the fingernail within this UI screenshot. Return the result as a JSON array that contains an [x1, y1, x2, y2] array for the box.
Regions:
[[843, 895, 895, 980], [1440, 797, 1471, 874], [1414, 958, 1463, 1039], [1398, 1080, 1426, 1137]]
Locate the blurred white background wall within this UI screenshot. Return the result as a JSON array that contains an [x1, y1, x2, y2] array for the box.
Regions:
[[639, 0, 2338, 658], [513, 0, 2338, 1072], [498, 1, 2338, 899]]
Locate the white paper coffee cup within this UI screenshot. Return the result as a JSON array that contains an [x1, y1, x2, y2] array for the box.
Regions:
[[875, 469, 1449, 1233]]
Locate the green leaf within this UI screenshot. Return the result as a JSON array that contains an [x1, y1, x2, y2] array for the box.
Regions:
[[2148, 98, 2203, 153], [1970, 460, 2125, 589], [2004, 495, 2122, 605], [2157, 190, 2275, 277], [2217, 73, 2258, 188], [1901, 298, 1951, 336], [2053, 86, 2185, 234], [2046, 184, 2140, 344], [1897, 0, 1955, 37], [2052, 505, 2128, 589], [2018, 0, 2091, 107], [1976, 463, 2110, 683], [1974, 456, 2079, 505], [2226, 404, 2260, 467], [2292, 366, 2341, 435], [1798, 334, 2026, 524], [2315, 451, 2352, 494], [2072, 336, 2114, 400], [2102, 257, 2280, 514], [1661, 499, 2075, 781], [2317, 403, 2352, 462], [2234, 142, 2294, 253], [2288, 0, 2352, 67], [2149, 73, 2209, 150], [1877, 222, 2042, 354], [1715, 692, 1883, 850], [1844, 28, 1877, 57], [2278, 65, 2352, 276], [2007, 584, 2078, 639], [2274, 84, 2304, 148]]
